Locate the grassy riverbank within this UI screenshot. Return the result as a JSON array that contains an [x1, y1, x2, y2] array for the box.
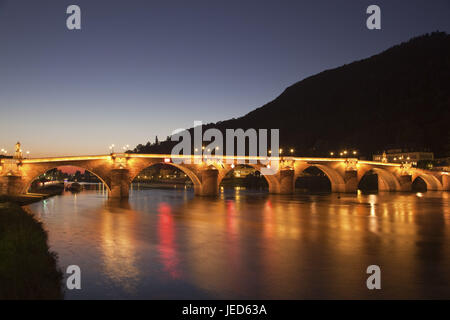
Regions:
[[0, 201, 63, 299]]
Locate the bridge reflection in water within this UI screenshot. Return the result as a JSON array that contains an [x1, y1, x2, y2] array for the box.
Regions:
[[26, 188, 450, 299]]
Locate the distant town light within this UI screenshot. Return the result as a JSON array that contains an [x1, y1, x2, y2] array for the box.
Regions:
[[353, 151, 357, 155], [330, 152, 334, 156], [343, 150, 347, 154], [279, 148, 283, 154], [290, 148, 294, 153], [164, 158, 171, 163]]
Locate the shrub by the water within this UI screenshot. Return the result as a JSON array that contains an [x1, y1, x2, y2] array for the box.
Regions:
[[0, 202, 63, 299]]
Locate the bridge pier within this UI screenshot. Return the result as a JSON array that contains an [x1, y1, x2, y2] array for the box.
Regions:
[[110, 169, 130, 199], [0, 175, 23, 196], [200, 169, 219, 196], [0, 175, 24, 196], [344, 170, 358, 193], [279, 169, 294, 194], [398, 175, 412, 192], [442, 174, 450, 191]]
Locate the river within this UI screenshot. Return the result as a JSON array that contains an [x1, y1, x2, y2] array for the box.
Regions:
[[25, 186, 450, 299]]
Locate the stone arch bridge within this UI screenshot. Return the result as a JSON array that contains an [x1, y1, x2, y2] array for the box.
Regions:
[[0, 154, 448, 199]]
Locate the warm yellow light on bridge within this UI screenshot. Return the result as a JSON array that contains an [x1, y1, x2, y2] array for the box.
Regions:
[[268, 150, 272, 154], [339, 152, 343, 156], [279, 148, 283, 154], [343, 150, 347, 155], [353, 151, 357, 155], [330, 152, 334, 156], [290, 148, 294, 153], [202, 146, 205, 150]]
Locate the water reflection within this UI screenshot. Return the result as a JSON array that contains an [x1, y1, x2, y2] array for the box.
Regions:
[[98, 201, 140, 294], [158, 202, 180, 279], [26, 188, 450, 299]]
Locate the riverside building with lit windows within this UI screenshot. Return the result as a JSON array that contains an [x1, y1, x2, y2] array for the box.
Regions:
[[372, 149, 434, 166]]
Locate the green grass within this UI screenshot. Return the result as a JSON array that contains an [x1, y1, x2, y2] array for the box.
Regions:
[[0, 202, 63, 299]]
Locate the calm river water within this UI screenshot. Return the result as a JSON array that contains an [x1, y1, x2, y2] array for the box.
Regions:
[[25, 187, 450, 299]]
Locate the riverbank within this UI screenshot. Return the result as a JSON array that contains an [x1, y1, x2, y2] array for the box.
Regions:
[[0, 193, 54, 206], [0, 201, 63, 299]]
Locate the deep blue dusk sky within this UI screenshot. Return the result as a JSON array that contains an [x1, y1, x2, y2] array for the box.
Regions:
[[0, 0, 449, 156]]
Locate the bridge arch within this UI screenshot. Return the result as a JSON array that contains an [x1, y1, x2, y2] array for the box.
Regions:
[[217, 163, 280, 193], [22, 165, 111, 194], [412, 172, 443, 191], [295, 164, 345, 193], [358, 167, 400, 192], [129, 161, 202, 192]]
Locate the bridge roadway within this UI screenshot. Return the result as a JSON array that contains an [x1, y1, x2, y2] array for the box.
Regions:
[[1, 154, 448, 199]]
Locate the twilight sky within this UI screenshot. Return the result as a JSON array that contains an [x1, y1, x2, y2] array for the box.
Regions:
[[0, 0, 449, 157]]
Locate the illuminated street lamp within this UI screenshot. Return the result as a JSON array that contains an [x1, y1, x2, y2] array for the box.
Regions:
[[353, 151, 357, 155], [330, 152, 334, 156], [290, 148, 294, 154], [279, 148, 283, 154]]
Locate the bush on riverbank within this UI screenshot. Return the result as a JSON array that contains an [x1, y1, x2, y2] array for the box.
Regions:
[[0, 202, 63, 299]]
